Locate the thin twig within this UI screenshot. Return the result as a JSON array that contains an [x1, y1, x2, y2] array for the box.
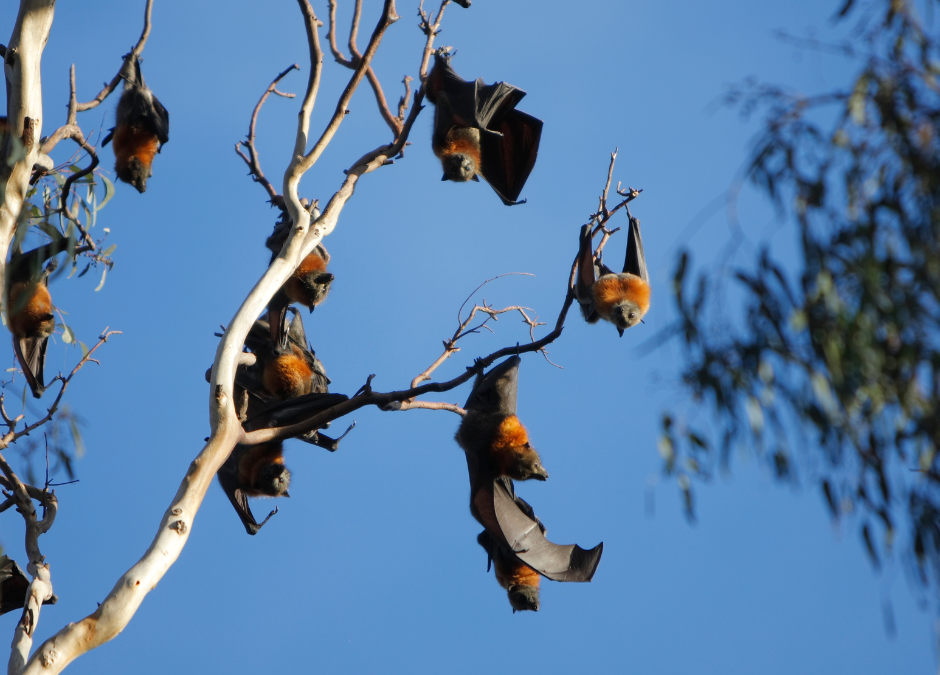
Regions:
[[75, 0, 154, 113], [235, 64, 300, 203]]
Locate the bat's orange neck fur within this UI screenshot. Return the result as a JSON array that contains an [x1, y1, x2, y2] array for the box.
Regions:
[[436, 130, 482, 167], [494, 557, 540, 590], [264, 349, 314, 399], [294, 252, 327, 277], [113, 125, 159, 170], [490, 415, 535, 474], [592, 274, 651, 319], [8, 282, 53, 339]]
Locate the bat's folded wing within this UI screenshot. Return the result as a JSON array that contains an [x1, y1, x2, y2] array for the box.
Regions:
[[15, 336, 48, 399], [479, 109, 543, 205], [623, 215, 649, 283], [492, 478, 603, 582], [473, 79, 527, 130]]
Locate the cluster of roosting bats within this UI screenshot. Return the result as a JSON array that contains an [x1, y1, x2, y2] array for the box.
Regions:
[[1, 45, 651, 615]]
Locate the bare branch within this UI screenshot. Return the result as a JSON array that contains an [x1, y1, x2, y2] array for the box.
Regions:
[[294, 0, 400, 177], [242, 278, 578, 445], [417, 0, 450, 81], [74, 0, 154, 113], [235, 64, 300, 203], [0, 457, 57, 675]]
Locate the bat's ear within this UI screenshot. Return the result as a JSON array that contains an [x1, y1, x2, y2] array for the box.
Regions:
[[441, 174, 450, 182], [617, 327, 624, 337], [470, 175, 480, 182]]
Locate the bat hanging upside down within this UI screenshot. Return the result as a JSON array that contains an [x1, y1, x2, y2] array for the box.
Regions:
[[217, 441, 291, 535], [426, 48, 543, 206], [7, 248, 60, 399], [102, 54, 169, 193], [265, 213, 334, 350], [456, 357, 602, 610], [576, 214, 650, 336]]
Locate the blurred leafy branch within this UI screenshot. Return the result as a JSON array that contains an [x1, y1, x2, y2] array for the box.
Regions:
[[662, 0, 940, 599], [1, 125, 114, 493]]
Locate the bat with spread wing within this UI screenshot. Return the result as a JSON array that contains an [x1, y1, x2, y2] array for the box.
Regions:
[[7, 246, 61, 399], [576, 214, 650, 336], [456, 357, 602, 601], [102, 54, 169, 193], [264, 214, 334, 350], [426, 48, 543, 206]]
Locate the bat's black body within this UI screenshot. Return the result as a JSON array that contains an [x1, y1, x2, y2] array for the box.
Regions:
[[7, 246, 61, 399], [576, 215, 651, 336], [426, 49, 542, 205], [102, 55, 169, 193], [456, 357, 602, 587]]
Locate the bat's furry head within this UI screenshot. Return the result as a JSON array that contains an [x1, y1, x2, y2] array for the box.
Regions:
[[288, 270, 334, 311], [491, 415, 548, 482], [507, 584, 540, 612], [441, 153, 479, 182], [255, 463, 291, 498], [592, 273, 650, 335], [116, 157, 151, 193]]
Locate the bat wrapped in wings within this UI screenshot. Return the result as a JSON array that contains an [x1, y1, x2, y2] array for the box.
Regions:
[[426, 48, 543, 206], [455, 357, 602, 609], [102, 54, 169, 193], [576, 214, 650, 336], [6, 244, 63, 399], [264, 213, 334, 350], [217, 311, 347, 534]]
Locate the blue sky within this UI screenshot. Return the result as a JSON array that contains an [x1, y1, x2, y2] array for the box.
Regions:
[[0, 0, 935, 673]]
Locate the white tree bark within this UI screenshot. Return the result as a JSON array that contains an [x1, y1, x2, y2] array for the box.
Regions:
[[0, 0, 56, 302]]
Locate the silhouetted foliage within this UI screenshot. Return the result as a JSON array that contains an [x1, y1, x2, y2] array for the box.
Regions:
[[664, 0, 940, 597]]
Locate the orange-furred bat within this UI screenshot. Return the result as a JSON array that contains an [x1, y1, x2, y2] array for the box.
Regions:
[[241, 311, 330, 402], [576, 215, 650, 336], [217, 441, 290, 535], [102, 54, 169, 193], [477, 531, 540, 612], [426, 48, 543, 206], [455, 356, 548, 483], [7, 247, 60, 399], [0, 555, 57, 616], [457, 357, 602, 583], [265, 215, 334, 349]]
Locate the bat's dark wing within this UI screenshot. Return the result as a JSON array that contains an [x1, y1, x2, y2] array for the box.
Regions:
[[0, 556, 29, 616], [217, 449, 277, 536], [265, 213, 293, 262], [245, 392, 348, 432], [464, 355, 520, 416], [576, 224, 600, 323], [492, 478, 603, 582], [622, 215, 648, 283], [478, 109, 542, 206], [0, 556, 56, 615], [14, 335, 48, 399]]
